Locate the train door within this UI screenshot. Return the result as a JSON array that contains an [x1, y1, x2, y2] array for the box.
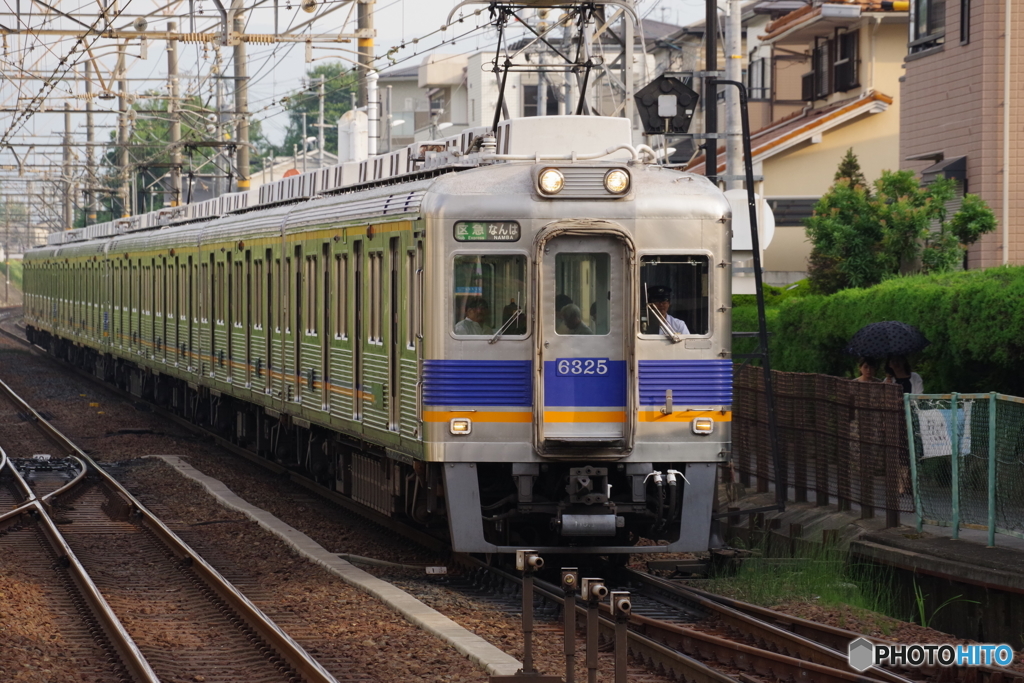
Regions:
[[292, 245, 303, 403], [536, 230, 632, 450], [245, 250, 253, 387], [321, 243, 331, 411], [388, 236, 400, 431], [352, 240, 363, 420]]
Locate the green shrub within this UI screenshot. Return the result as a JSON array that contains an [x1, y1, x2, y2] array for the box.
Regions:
[[733, 266, 1024, 394]]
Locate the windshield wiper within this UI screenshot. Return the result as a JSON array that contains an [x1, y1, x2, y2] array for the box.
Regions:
[[489, 307, 523, 344], [647, 303, 684, 344]]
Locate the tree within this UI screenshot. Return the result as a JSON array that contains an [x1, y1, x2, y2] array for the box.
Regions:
[[805, 155, 997, 294], [96, 92, 272, 219], [277, 62, 357, 158], [834, 147, 868, 193]]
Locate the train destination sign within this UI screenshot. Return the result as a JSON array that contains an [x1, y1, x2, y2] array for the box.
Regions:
[[454, 221, 521, 242]]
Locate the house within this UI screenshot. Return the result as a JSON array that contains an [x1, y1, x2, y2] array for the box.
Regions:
[[899, 0, 1022, 267], [378, 14, 684, 144], [686, 0, 910, 285]]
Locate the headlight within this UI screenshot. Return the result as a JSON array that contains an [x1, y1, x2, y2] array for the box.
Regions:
[[604, 169, 630, 194], [450, 418, 472, 435], [692, 417, 714, 435], [538, 168, 565, 195]]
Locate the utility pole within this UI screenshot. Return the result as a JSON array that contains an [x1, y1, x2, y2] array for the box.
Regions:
[[167, 21, 182, 205], [384, 84, 393, 153], [725, 0, 743, 190], [232, 0, 250, 192], [85, 60, 96, 224], [117, 43, 130, 216], [357, 0, 375, 107], [318, 75, 325, 168], [705, 0, 719, 186], [215, 49, 227, 198], [63, 103, 72, 230], [302, 112, 308, 173]]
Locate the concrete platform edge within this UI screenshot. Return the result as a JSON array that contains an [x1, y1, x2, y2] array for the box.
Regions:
[[850, 539, 1024, 594], [148, 455, 522, 676]]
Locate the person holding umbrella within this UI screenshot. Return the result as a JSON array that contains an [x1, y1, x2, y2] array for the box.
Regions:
[[853, 357, 882, 383], [845, 321, 929, 393], [884, 355, 923, 394]]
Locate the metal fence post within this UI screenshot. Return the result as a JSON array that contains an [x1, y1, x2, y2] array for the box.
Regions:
[[905, 393, 923, 533], [951, 392, 960, 540], [988, 392, 997, 548]]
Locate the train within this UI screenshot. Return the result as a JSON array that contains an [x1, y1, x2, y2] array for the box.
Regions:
[[22, 114, 733, 555]]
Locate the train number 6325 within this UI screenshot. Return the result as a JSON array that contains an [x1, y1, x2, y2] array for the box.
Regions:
[[555, 358, 609, 376]]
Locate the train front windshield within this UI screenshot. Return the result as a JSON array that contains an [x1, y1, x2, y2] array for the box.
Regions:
[[452, 254, 527, 336], [639, 255, 710, 336]]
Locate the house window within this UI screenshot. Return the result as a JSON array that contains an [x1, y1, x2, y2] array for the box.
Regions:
[[834, 31, 859, 92], [748, 57, 769, 100], [523, 84, 560, 117], [911, 0, 945, 52], [960, 0, 970, 44]]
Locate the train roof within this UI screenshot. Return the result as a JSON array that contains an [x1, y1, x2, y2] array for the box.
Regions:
[[40, 116, 652, 247]]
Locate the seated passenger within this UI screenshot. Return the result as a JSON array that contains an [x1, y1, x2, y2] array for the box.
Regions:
[[555, 294, 573, 334], [560, 304, 592, 335], [454, 296, 494, 335]]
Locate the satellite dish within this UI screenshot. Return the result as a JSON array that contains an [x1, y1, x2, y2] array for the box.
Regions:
[[133, 16, 148, 32]]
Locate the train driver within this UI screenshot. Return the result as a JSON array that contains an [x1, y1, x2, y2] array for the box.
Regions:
[[648, 286, 690, 335], [454, 296, 494, 335]]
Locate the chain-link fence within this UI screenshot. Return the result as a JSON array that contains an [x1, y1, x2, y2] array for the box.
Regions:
[[906, 393, 1024, 545], [734, 365, 912, 526]]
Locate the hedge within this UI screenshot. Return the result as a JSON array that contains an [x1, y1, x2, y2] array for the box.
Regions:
[[732, 267, 1024, 395]]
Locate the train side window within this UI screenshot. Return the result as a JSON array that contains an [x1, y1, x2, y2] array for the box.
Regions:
[[253, 260, 263, 329], [554, 253, 610, 336], [234, 260, 243, 327], [406, 250, 416, 349], [305, 256, 317, 335], [369, 253, 382, 343], [334, 254, 347, 339], [639, 254, 710, 336], [452, 254, 527, 337], [200, 262, 209, 322]]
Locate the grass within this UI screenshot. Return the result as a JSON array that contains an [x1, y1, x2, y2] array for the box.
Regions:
[[699, 538, 900, 622], [0, 260, 22, 291]]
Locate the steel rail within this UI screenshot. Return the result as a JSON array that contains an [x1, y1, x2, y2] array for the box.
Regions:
[[1, 457, 159, 683], [0, 375, 340, 683], [460, 556, 739, 682], [0, 317, 449, 555], [0, 454, 89, 522], [672, 582, 1024, 683], [623, 569, 915, 683]]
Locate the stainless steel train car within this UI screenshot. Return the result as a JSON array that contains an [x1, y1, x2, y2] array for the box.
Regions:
[[22, 115, 732, 554]]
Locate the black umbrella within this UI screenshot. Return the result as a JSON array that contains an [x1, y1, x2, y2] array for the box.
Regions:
[[844, 321, 930, 358]]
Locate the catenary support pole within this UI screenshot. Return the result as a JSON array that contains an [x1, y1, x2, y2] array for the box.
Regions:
[[357, 0, 375, 108], [233, 1, 250, 192], [167, 21, 182, 206], [63, 103, 72, 230], [85, 60, 96, 224], [318, 75, 325, 168], [705, 0, 718, 185], [725, 0, 742, 190]]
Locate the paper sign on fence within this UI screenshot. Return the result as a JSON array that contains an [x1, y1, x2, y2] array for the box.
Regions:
[[916, 402, 972, 459]]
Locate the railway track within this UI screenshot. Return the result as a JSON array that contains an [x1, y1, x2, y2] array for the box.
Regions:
[[0, 375, 338, 683], [623, 575, 1023, 683], [4, 313, 1021, 683]]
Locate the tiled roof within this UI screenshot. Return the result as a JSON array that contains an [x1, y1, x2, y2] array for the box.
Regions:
[[685, 91, 893, 174]]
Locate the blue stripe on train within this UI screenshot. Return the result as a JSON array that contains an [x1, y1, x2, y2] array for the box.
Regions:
[[543, 361, 627, 408], [638, 360, 733, 405], [423, 360, 532, 406]]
